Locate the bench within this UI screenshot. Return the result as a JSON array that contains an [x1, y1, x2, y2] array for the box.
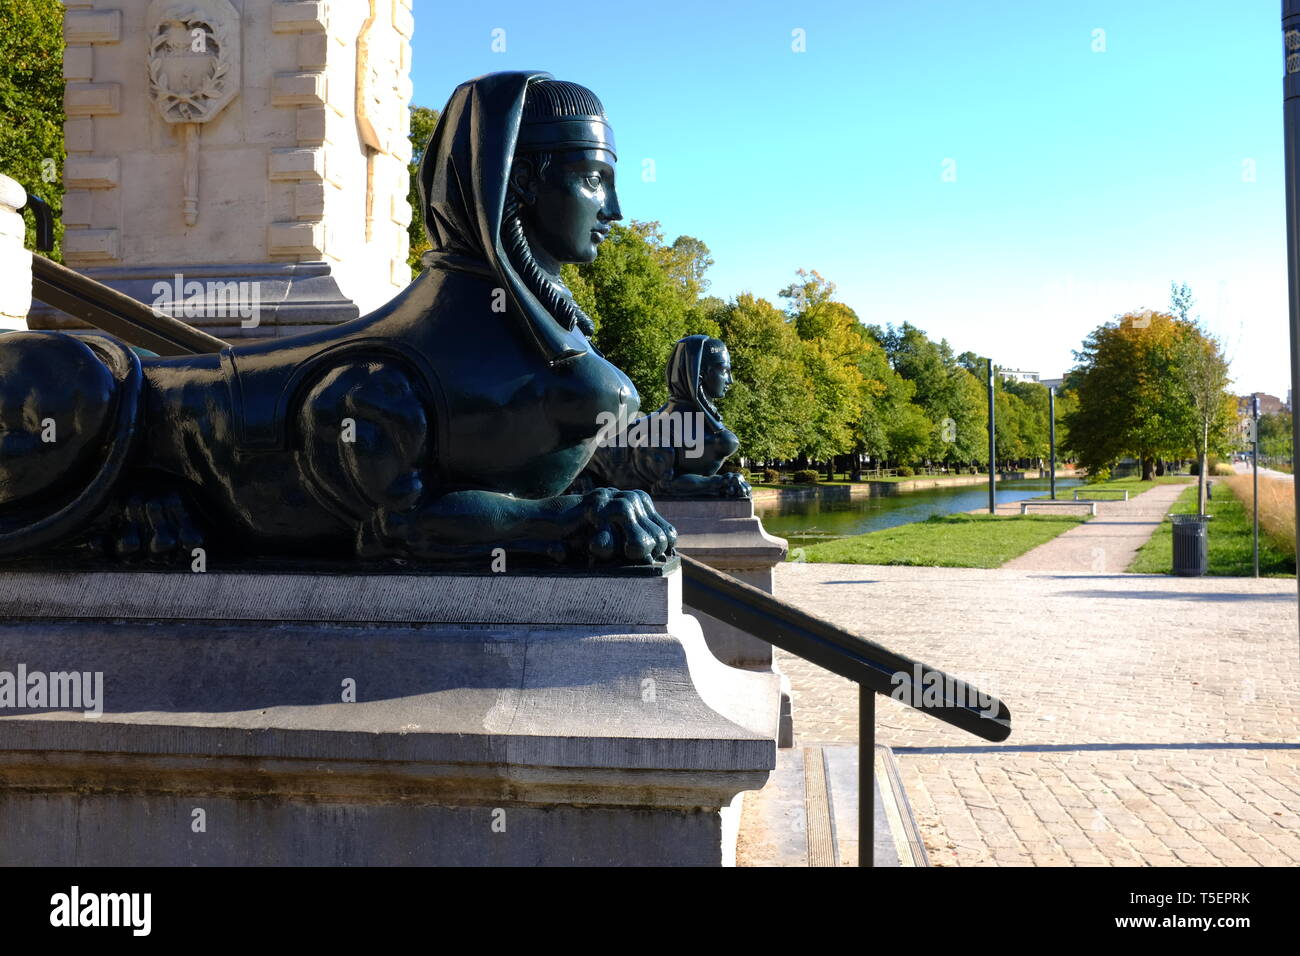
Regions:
[[1074, 489, 1128, 501], [1020, 500, 1097, 516]]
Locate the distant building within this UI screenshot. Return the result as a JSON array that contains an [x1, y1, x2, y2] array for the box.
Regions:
[[999, 368, 1040, 384], [1040, 377, 1065, 391], [1237, 392, 1286, 416]]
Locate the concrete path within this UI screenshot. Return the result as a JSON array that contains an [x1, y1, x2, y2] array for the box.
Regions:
[[1240, 463, 1293, 482], [769, 562, 1300, 866], [1000, 482, 1191, 573]]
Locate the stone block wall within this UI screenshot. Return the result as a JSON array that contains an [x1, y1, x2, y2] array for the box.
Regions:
[[58, 0, 413, 317]]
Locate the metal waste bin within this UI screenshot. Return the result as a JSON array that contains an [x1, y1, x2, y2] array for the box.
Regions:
[[1170, 513, 1211, 576]]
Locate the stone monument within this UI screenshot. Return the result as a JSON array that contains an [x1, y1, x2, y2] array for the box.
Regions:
[[0, 71, 780, 865], [29, 0, 414, 339]]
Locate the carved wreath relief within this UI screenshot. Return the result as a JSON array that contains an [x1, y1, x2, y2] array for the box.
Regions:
[[145, 0, 241, 225]]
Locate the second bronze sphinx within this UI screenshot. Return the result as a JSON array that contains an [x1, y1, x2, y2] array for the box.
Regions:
[[578, 334, 750, 500]]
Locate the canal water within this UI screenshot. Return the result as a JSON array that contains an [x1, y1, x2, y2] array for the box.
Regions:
[[755, 477, 1084, 548]]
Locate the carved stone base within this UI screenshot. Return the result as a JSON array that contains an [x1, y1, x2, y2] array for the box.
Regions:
[[26, 260, 360, 342], [654, 498, 794, 747], [0, 564, 779, 866]]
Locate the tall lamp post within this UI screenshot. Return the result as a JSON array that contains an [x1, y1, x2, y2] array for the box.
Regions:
[[1049, 386, 1057, 500], [987, 358, 996, 514], [1283, 2, 1300, 615], [1253, 394, 1261, 578]]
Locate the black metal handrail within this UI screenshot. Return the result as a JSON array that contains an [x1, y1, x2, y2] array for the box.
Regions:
[[29, 254, 228, 357], [679, 553, 1010, 867]]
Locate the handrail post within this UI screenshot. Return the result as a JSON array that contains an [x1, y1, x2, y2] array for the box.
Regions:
[[861, 685, 875, 867]]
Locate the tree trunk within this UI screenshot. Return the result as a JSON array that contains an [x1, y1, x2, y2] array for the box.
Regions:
[[1198, 419, 1209, 516], [1141, 456, 1155, 481]]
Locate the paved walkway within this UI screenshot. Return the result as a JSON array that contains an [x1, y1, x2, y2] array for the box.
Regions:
[[772, 563, 1300, 866], [999, 482, 1191, 573]]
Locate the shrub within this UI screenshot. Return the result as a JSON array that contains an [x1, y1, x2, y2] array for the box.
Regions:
[[793, 469, 819, 484], [1212, 462, 1236, 477], [763, 468, 781, 484], [897, 466, 914, 477]]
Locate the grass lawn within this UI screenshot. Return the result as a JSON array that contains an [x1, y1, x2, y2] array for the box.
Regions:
[[1061, 475, 1194, 499], [1128, 485, 1296, 577], [794, 513, 1088, 568]]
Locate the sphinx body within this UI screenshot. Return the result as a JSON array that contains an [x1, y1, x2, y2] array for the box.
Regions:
[[0, 72, 675, 567], [580, 335, 750, 500]]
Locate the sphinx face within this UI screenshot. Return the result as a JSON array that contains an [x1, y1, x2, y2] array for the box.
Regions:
[[702, 348, 733, 401], [525, 148, 621, 266]]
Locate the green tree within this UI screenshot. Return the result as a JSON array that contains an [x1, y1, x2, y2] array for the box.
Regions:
[[1259, 410, 1293, 465], [563, 220, 688, 411], [405, 105, 440, 274], [1066, 310, 1219, 481], [780, 271, 873, 469], [713, 292, 812, 462], [1174, 322, 1233, 514], [0, 0, 64, 259]]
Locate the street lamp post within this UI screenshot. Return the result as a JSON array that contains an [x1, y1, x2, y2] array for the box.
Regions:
[[987, 358, 996, 514], [1282, 1, 1300, 611], [1049, 386, 1057, 500], [1253, 394, 1261, 578]]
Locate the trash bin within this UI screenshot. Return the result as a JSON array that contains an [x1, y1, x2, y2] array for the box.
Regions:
[[1170, 513, 1211, 576]]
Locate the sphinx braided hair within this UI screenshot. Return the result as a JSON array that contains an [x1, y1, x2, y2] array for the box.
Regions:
[[502, 184, 596, 338]]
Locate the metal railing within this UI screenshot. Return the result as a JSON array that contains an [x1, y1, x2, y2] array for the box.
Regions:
[[679, 554, 1010, 866]]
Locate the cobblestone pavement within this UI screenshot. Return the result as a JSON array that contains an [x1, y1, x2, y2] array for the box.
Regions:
[[773, 563, 1300, 866], [997, 481, 1191, 573]]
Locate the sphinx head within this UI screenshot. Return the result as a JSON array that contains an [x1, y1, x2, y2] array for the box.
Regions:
[[700, 339, 733, 401], [507, 79, 622, 277]]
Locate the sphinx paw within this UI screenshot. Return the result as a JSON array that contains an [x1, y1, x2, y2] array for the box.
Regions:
[[578, 488, 675, 565], [106, 493, 204, 564]]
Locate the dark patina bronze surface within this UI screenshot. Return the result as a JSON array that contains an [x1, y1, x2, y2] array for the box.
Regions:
[[579, 335, 750, 499], [0, 71, 676, 567]]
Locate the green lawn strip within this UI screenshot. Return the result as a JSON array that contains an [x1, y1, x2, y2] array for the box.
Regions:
[[1036, 475, 1193, 501], [795, 513, 1087, 568], [1127, 485, 1295, 577]]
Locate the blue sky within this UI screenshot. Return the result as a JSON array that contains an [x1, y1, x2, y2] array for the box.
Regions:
[[411, 1, 1290, 398]]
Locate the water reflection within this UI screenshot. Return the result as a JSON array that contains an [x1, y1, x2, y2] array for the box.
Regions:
[[756, 478, 1084, 547]]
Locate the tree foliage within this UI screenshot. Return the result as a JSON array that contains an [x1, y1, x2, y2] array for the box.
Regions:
[[0, 0, 64, 259], [1065, 310, 1234, 481], [405, 105, 440, 275]]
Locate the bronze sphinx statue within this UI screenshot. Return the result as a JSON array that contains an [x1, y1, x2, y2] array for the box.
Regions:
[[0, 71, 677, 567], [579, 335, 750, 499]]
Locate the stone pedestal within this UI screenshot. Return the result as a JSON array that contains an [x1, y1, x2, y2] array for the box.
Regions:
[[0, 563, 778, 866], [0, 174, 30, 330], [654, 498, 794, 747]]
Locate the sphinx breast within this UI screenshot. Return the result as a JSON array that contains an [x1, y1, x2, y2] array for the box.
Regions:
[[432, 314, 638, 499]]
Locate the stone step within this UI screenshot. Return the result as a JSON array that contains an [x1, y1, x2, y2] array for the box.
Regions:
[[737, 743, 929, 867]]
